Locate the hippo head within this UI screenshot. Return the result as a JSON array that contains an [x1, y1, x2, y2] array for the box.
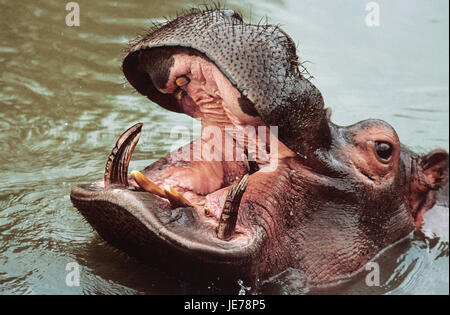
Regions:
[[70, 8, 449, 286]]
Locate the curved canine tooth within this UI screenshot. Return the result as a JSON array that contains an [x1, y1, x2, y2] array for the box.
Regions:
[[131, 171, 196, 209], [175, 75, 190, 87], [163, 185, 196, 209], [131, 170, 166, 197], [104, 123, 143, 187], [217, 174, 249, 240]]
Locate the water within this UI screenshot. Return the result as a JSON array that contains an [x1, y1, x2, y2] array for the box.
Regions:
[[0, 0, 448, 294]]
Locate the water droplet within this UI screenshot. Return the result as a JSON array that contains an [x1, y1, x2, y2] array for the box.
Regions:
[[237, 279, 251, 295]]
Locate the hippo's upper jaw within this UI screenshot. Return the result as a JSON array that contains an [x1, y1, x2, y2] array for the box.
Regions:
[[70, 8, 449, 286]]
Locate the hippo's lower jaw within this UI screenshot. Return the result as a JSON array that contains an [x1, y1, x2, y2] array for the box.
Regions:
[[70, 185, 261, 284]]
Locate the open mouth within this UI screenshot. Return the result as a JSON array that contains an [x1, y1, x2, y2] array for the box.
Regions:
[[101, 120, 254, 246], [70, 47, 287, 271]]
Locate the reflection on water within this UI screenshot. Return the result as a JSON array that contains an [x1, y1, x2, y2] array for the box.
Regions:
[[0, 0, 448, 294]]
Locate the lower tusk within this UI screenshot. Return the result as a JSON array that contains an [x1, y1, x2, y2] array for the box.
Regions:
[[217, 174, 249, 240], [131, 170, 166, 197], [163, 185, 196, 209], [131, 170, 196, 209]]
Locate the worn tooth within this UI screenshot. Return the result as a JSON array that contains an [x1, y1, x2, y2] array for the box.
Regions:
[[217, 174, 249, 240], [175, 75, 190, 87], [131, 170, 166, 197], [104, 123, 143, 187], [131, 170, 195, 209], [174, 89, 186, 101], [163, 185, 196, 209]]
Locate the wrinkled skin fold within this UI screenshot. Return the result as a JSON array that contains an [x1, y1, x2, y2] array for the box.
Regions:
[[70, 7, 449, 286]]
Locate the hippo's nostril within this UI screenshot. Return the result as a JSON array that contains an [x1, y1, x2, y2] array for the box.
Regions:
[[375, 141, 393, 161]]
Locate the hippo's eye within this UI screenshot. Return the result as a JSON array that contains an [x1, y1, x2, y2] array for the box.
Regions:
[[375, 141, 393, 161]]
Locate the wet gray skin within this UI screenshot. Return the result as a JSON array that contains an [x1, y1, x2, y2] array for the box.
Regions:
[[70, 8, 449, 286]]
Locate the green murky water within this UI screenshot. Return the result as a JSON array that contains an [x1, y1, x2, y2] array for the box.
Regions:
[[0, 0, 448, 294]]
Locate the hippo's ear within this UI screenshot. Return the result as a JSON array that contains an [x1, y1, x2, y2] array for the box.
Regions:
[[419, 149, 449, 190]]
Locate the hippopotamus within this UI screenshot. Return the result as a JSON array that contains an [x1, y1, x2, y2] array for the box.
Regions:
[[70, 8, 449, 287]]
